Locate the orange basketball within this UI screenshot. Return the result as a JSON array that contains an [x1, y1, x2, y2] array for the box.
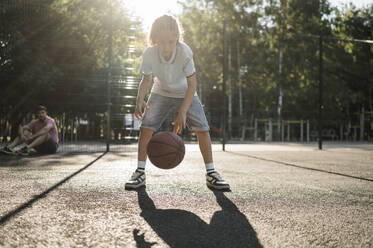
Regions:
[[147, 131, 185, 169]]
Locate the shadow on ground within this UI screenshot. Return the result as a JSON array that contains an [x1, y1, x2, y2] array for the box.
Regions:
[[227, 151, 373, 182], [0, 153, 107, 225], [0, 152, 130, 167], [133, 188, 262, 248]]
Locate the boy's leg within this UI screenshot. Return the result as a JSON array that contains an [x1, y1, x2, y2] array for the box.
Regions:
[[125, 127, 154, 189], [195, 131, 230, 190], [182, 97, 230, 190], [138, 127, 154, 162], [195, 131, 213, 164], [125, 94, 173, 190]]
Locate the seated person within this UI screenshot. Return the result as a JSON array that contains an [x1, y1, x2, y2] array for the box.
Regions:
[[1, 105, 59, 155]]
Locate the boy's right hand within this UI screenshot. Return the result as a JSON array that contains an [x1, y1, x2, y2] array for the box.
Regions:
[[134, 100, 149, 119]]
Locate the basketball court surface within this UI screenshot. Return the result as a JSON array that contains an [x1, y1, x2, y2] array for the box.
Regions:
[[0, 142, 372, 247]]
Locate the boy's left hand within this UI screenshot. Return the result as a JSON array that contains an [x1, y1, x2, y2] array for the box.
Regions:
[[172, 111, 186, 134]]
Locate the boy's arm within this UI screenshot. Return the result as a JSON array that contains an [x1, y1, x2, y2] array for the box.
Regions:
[[173, 74, 197, 134], [135, 74, 153, 119]]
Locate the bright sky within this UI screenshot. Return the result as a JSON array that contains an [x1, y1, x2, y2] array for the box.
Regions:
[[128, 0, 372, 30], [330, 0, 373, 8], [127, 0, 182, 30]]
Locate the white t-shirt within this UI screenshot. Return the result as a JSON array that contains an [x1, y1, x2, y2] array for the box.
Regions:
[[139, 42, 196, 98]]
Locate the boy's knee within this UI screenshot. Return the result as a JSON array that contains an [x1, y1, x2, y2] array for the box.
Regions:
[[195, 130, 209, 136], [140, 127, 154, 136]]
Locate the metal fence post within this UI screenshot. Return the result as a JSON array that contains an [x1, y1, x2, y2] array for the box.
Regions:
[[360, 106, 364, 141], [269, 118, 272, 142], [281, 120, 284, 142], [254, 118, 258, 142], [106, 1, 113, 152], [307, 120, 310, 143], [222, 20, 227, 151]]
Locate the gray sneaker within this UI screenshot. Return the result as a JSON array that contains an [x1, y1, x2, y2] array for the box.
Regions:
[[0, 146, 15, 155], [206, 171, 230, 190], [125, 169, 146, 189]]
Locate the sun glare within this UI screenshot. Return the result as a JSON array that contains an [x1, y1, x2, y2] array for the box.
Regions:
[[126, 0, 181, 30], [127, 0, 372, 30]]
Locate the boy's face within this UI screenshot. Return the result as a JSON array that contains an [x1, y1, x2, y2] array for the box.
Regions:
[[36, 110, 47, 121], [157, 30, 178, 60]]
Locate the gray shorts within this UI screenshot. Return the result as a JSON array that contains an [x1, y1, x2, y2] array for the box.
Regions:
[[141, 93, 210, 132]]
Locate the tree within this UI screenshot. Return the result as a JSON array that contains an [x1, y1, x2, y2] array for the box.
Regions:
[[0, 0, 145, 139]]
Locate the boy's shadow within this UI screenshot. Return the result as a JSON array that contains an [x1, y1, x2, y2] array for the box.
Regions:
[[133, 188, 262, 248]]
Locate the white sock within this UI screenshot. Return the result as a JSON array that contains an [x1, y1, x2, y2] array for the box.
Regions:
[[205, 162, 215, 173], [137, 161, 146, 171]]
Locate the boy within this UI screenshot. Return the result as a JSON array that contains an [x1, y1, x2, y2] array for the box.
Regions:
[[125, 15, 229, 190]]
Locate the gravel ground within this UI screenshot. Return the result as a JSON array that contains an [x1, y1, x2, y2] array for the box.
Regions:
[[0, 143, 372, 247]]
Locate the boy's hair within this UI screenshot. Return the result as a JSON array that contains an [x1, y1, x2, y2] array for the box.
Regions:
[[36, 105, 47, 113], [148, 15, 184, 46]]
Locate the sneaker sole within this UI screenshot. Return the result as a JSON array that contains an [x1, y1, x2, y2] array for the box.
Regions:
[[125, 182, 146, 190], [0, 150, 16, 155], [17, 152, 30, 156], [206, 182, 230, 190]]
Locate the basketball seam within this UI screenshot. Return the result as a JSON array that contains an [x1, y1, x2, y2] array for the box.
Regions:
[[148, 140, 180, 150], [165, 132, 184, 151], [149, 151, 179, 158]]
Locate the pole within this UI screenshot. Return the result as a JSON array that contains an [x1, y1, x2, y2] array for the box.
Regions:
[[277, 0, 286, 141], [227, 44, 232, 140], [222, 20, 227, 151], [269, 118, 272, 142], [360, 106, 364, 141], [287, 122, 290, 141], [62, 114, 65, 143], [281, 120, 284, 142], [307, 120, 310, 142], [318, 0, 324, 150], [106, 0, 113, 152], [237, 40, 244, 139], [318, 29, 323, 150], [254, 118, 258, 141]]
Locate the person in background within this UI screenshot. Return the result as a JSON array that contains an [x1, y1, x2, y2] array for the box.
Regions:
[[1, 105, 59, 155]]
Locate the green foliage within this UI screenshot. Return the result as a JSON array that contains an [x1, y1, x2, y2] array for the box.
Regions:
[[0, 0, 145, 116], [178, 0, 372, 128], [1, 0, 372, 140]]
